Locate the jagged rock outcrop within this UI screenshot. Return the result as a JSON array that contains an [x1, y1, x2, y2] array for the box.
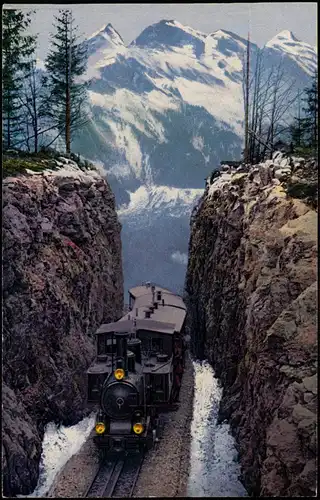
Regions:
[[185, 153, 317, 496], [2, 158, 123, 496]]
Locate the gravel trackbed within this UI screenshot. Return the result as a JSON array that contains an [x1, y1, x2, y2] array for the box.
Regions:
[[48, 353, 194, 497]]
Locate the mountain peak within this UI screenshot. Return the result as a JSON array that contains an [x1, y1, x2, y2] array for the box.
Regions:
[[88, 23, 124, 45], [267, 30, 300, 45], [265, 30, 316, 76], [130, 19, 206, 49]]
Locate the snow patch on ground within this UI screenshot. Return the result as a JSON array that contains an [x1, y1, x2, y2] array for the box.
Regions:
[[208, 172, 233, 197], [19, 414, 95, 498], [188, 360, 247, 497]]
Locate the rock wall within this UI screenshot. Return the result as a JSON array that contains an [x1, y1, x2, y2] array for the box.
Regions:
[[185, 153, 317, 496], [2, 159, 124, 496]]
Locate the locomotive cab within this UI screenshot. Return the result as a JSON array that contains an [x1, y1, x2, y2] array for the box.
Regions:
[[86, 332, 117, 404]]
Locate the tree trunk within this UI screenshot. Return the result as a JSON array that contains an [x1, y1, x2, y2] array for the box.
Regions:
[[7, 102, 11, 150], [314, 86, 317, 148], [244, 34, 250, 164], [32, 67, 38, 153], [66, 16, 72, 154], [66, 86, 71, 153], [65, 17, 71, 154]]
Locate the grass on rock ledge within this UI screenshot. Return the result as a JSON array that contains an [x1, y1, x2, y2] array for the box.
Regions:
[[2, 149, 96, 178]]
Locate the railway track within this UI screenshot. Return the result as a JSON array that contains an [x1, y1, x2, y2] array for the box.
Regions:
[[85, 452, 144, 498], [85, 416, 167, 498]]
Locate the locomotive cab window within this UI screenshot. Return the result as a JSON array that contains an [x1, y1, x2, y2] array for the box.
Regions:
[[97, 334, 117, 355]]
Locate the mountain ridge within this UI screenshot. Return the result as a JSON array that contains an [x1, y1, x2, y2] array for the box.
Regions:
[[87, 19, 313, 55]]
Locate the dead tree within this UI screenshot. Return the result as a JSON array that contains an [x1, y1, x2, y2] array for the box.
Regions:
[[243, 33, 250, 164], [246, 51, 298, 162]]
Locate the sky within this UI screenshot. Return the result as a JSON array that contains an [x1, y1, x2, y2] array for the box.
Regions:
[[3, 3, 318, 61]]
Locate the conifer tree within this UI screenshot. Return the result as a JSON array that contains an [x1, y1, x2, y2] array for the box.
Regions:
[[2, 9, 37, 150], [302, 72, 318, 151], [290, 74, 318, 154], [290, 90, 306, 149], [44, 9, 88, 153]]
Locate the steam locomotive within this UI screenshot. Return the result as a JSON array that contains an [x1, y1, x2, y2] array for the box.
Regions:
[[86, 283, 186, 455]]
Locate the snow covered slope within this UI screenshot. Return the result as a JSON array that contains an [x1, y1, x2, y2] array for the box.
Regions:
[[118, 184, 203, 220], [265, 30, 317, 76]]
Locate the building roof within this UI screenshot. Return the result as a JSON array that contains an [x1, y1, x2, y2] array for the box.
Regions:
[[129, 284, 175, 299], [132, 292, 186, 311], [96, 284, 186, 335]]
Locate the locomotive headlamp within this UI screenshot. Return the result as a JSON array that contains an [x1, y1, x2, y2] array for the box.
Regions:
[[95, 422, 106, 434], [133, 422, 144, 435], [114, 368, 125, 380]]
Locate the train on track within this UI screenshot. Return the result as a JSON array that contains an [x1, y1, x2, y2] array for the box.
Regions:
[[86, 283, 186, 456]]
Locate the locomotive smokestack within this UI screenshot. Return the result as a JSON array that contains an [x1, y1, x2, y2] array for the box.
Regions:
[[115, 331, 129, 375], [127, 338, 142, 364], [127, 351, 135, 372]]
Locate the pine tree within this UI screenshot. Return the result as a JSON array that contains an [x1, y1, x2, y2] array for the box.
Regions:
[[44, 9, 88, 154], [290, 90, 307, 149], [302, 72, 318, 152], [290, 74, 318, 154], [2, 9, 37, 150]]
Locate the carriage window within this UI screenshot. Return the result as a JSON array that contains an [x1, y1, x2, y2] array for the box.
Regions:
[[140, 337, 163, 354]]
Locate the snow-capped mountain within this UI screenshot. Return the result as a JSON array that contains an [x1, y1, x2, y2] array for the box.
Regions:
[[71, 20, 316, 292]]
